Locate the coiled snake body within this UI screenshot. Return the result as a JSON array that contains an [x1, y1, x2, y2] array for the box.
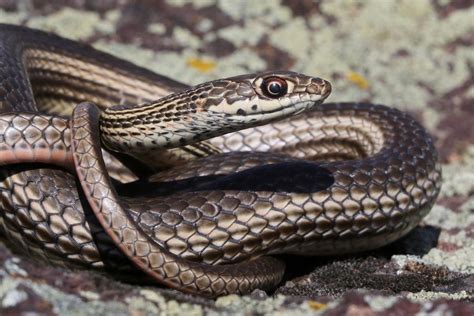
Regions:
[[0, 24, 441, 297]]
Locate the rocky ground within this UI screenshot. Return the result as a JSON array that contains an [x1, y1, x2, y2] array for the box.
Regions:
[[0, 0, 473, 315]]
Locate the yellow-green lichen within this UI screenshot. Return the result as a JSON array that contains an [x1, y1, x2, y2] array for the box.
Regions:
[[93, 40, 160, 69], [425, 246, 474, 274], [213, 48, 266, 77], [214, 293, 317, 316], [0, 278, 23, 308], [1, 288, 28, 308], [99, 10, 121, 35], [173, 26, 203, 49], [0, 269, 204, 316], [136, 289, 203, 316], [217, 0, 292, 25], [0, 9, 27, 24], [217, 21, 267, 47], [236, 0, 474, 113], [423, 199, 474, 273], [148, 22, 167, 35], [196, 18, 213, 33], [166, 0, 215, 9], [26, 8, 102, 40], [422, 185, 474, 274], [1, 6, 120, 39], [439, 145, 474, 197], [1, 277, 128, 316], [79, 290, 100, 301], [407, 290, 471, 302], [268, 17, 312, 61], [3, 258, 28, 277], [364, 294, 399, 313]]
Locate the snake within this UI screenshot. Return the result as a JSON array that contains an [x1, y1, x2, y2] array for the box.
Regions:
[[0, 24, 441, 297]]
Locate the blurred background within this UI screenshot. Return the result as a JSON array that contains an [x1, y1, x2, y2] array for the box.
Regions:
[[0, 0, 473, 313]]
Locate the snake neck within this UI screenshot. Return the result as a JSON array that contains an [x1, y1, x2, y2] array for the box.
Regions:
[[99, 100, 232, 153]]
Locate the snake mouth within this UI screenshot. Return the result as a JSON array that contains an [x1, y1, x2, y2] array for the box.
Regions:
[[240, 95, 323, 120], [232, 91, 324, 117]]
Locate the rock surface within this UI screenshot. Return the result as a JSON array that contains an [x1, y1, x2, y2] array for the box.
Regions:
[[0, 0, 473, 315]]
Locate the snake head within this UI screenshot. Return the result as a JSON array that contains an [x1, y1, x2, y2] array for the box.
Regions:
[[101, 71, 331, 150], [197, 71, 331, 122]]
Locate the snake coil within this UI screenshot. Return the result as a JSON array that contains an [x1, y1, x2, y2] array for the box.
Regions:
[[0, 24, 441, 297]]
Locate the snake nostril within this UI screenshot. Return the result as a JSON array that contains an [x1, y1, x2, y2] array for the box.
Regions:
[[322, 81, 332, 98]]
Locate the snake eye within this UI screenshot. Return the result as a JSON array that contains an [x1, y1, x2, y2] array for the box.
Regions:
[[261, 77, 288, 98]]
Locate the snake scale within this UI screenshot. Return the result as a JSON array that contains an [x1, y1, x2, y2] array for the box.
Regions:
[[0, 24, 441, 297]]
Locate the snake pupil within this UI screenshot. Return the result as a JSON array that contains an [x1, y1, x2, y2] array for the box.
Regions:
[[269, 83, 281, 94]]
